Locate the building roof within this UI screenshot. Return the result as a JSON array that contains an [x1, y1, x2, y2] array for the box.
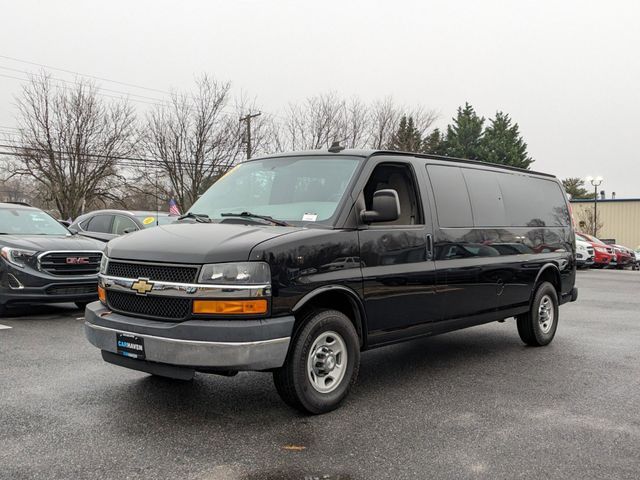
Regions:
[[570, 198, 640, 203]]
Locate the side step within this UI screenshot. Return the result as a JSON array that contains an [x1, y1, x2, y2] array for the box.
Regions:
[[101, 350, 195, 380]]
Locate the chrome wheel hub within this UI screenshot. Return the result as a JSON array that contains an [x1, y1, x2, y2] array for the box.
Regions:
[[538, 295, 554, 334], [307, 331, 347, 393]]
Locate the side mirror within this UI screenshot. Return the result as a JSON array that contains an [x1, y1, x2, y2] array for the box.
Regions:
[[361, 189, 400, 223], [122, 227, 137, 234]]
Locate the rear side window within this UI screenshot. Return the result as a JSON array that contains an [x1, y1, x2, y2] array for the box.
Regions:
[[426, 165, 472, 227], [86, 215, 113, 233], [498, 174, 569, 227], [427, 164, 569, 228]]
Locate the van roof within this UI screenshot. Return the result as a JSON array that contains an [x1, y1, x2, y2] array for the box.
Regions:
[[250, 149, 557, 179]]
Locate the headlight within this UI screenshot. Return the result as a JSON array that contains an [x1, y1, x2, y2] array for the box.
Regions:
[[198, 262, 270, 285], [0, 246, 37, 267], [99, 255, 109, 274]]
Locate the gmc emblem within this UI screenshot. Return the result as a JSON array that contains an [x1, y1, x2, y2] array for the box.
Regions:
[[66, 257, 90, 265]]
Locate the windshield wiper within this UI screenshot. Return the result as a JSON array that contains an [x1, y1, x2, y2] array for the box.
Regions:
[[177, 212, 211, 223], [220, 211, 290, 227]]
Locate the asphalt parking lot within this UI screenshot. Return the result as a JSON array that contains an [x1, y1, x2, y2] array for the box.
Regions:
[[1, 269, 639, 480]]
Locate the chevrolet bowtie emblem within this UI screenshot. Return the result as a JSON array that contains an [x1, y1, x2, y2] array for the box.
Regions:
[[131, 278, 154, 295]]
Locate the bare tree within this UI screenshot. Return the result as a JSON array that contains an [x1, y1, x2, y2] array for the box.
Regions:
[[11, 72, 136, 219], [369, 97, 400, 149], [577, 205, 604, 237], [369, 97, 438, 149], [140, 75, 244, 212]]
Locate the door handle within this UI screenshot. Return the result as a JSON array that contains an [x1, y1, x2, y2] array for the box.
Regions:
[[426, 234, 434, 260]]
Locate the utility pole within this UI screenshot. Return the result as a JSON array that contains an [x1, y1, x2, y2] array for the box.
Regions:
[[239, 112, 261, 159]]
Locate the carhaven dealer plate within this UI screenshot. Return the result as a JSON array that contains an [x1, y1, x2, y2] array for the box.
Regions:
[[116, 332, 145, 360]]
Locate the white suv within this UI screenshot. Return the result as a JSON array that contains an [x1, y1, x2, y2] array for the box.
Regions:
[[576, 237, 595, 268]]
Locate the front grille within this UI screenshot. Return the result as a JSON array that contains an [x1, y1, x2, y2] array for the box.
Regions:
[[46, 284, 97, 296], [106, 291, 191, 321], [106, 261, 198, 283], [40, 252, 102, 276], [587, 248, 594, 255]]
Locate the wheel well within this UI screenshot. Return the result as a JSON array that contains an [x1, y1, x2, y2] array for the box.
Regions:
[[536, 266, 561, 297], [293, 290, 365, 347]]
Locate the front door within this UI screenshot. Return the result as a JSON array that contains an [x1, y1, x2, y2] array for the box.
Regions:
[[357, 160, 439, 344]]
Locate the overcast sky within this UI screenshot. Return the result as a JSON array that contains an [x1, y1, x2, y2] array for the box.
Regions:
[[1, 0, 638, 196]]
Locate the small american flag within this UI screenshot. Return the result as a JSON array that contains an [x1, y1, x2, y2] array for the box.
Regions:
[[168, 199, 181, 216]]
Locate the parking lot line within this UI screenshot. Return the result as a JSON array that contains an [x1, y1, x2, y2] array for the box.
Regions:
[[0, 324, 12, 330]]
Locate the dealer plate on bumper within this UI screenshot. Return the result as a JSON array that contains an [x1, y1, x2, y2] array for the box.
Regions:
[[116, 332, 145, 360]]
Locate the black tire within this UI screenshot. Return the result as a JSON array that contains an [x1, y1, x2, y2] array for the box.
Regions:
[[273, 309, 360, 414], [75, 301, 90, 310], [516, 281, 559, 346]]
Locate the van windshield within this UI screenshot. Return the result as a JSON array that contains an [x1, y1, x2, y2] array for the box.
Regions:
[[189, 156, 362, 224]]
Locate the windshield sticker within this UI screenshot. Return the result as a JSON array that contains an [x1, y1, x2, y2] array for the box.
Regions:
[[142, 216, 156, 225], [302, 213, 318, 221]]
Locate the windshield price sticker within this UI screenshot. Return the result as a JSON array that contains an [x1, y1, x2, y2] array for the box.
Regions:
[[142, 216, 155, 225], [302, 213, 318, 221]]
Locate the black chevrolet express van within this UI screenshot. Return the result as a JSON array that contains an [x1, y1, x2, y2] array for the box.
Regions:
[[84, 149, 577, 414]]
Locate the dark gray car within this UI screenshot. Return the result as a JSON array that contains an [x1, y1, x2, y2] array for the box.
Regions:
[[69, 210, 176, 242], [0, 202, 104, 315]]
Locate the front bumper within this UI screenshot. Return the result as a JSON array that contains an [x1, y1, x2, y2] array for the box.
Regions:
[[84, 302, 294, 371], [0, 261, 97, 306]]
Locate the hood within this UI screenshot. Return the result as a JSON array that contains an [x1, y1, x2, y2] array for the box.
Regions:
[[0, 234, 104, 252], [575, 238, 591, 249], [105, 223, 304, 264]]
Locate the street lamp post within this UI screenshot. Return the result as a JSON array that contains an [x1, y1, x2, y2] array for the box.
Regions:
[[585, 176, 603, 237]]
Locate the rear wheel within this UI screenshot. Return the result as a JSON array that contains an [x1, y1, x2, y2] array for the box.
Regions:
[[273, 309, 360, 414], [516, 281, 559, 346]]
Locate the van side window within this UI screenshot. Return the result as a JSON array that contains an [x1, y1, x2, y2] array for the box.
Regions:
[[426, 165, 472, 227], [498, 175, 570, 227], [363, 163, 423, 225], [461, 168, 508, 227]]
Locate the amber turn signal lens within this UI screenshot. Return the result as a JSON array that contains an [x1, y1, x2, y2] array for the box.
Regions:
[[98, 285, 106, 304], [193, 299, 268, 315]]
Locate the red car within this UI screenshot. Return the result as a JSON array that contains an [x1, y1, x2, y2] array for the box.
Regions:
[[612, 245, 634, 269], [576, 233, 615, 268]]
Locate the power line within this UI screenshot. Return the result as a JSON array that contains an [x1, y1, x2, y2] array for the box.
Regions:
[[0, 72, 166, 108], [0, 145, 240, 171], [0, 53, 170, 95], [0, 65, 167, 103], [0, 53, 286, 122]]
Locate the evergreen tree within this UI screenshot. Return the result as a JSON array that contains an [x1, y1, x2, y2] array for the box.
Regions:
[[443, 102, 485, 159], [562, 177, 595, 199], [479, 111, 533, 169], [388, 115, 423, 152], [422, 128, 446, 155]]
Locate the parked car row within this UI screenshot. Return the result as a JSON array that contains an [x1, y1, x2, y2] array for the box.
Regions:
[[0, 202, 176, 316], [575, 232, 639, 270]]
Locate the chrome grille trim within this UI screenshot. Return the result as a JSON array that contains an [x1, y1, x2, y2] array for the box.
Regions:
[[37, 250, 103, 277], [99, 274, 271, 299]]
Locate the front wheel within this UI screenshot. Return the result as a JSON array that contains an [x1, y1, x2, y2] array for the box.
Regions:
[[273, 309, 360, 414], [516, 282, 559, 346]]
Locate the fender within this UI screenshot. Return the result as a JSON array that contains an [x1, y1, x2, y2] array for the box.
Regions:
[[531, 262, 562, 300], [292, 284, 369, 348]]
